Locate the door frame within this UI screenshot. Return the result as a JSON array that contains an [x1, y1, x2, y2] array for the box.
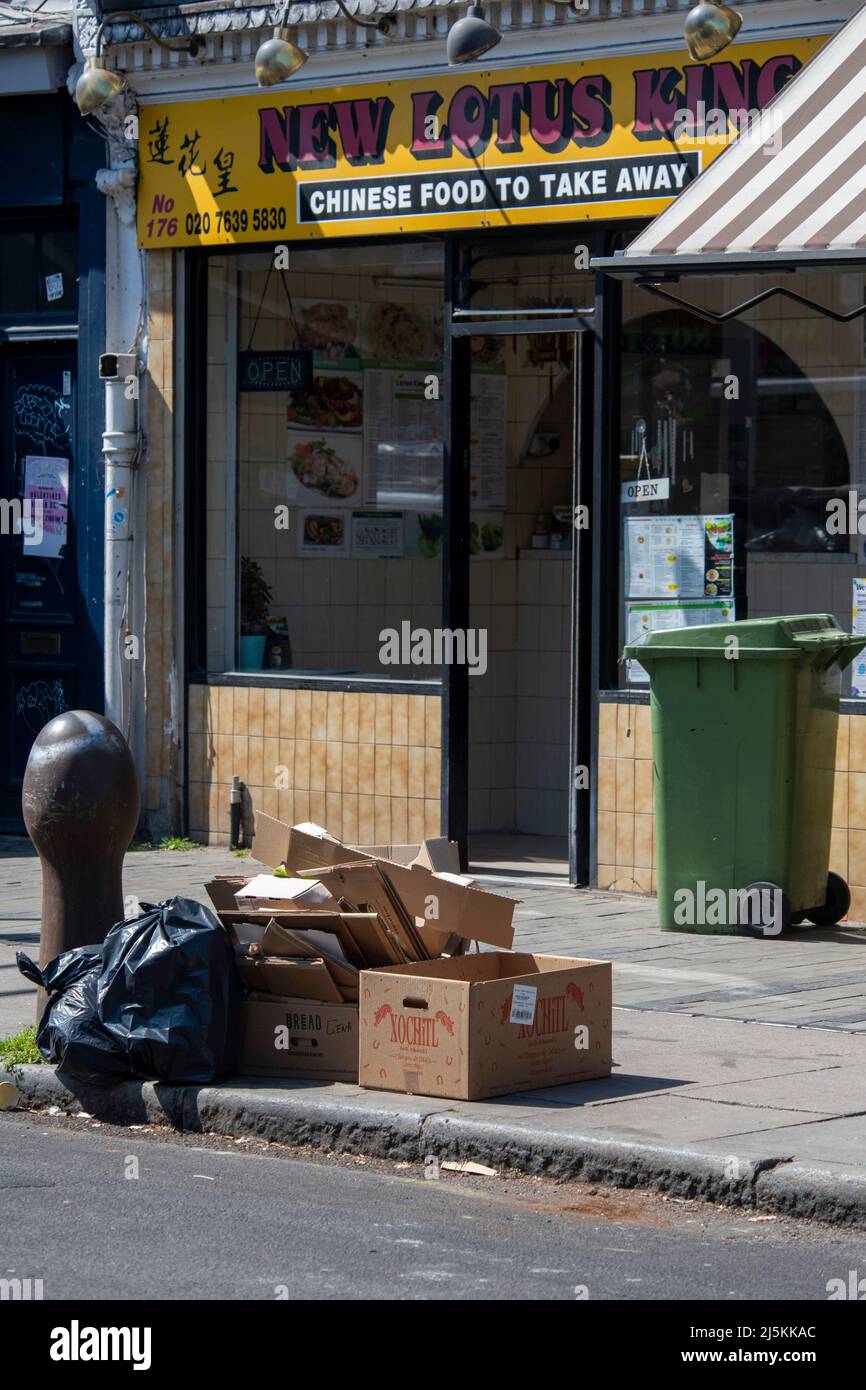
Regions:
[[443, 293, 597, 883]]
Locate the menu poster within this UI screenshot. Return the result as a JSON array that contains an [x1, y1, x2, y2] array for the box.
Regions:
[[285, 430, 364, 510], [625, 597, 736, 684], [285, 368, 363, 435], [469, 373, 507, 509], [625, 514, 734, 600], [363, 368, 443, 508], [351, 511, 404, 558], [852, 578, 866, 697], [23, 454, 68, 558], [298, 510, 349, 557]]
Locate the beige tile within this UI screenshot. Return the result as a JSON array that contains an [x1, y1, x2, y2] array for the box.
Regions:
[[375, 694, 392, 745], [358, 743, 375, 787], [246, 737, 264, 790], [631, 866, 652, 893], [408, 798, 426, 842], [358, 793, 375, 844], [293, 739, 310, 790], [375, 745, 392, 794], [279, 689, 295, 740], [233, 687, 249, 734], [264, 688, 281, 738], [598, 704, 616, 759], [326, 740, 342, 792], [848, 829, 866, 886], [616, 703, 634, 759], [342, 793, 359, 845], [215, 733, 233, 783], [391, 695, 409, 745], [310, 741, 327, 792], [188, 733, 207, 783], [359, 694, 376, 744], [634, 758, 653, 815], [830, 826, 848, 881], [260, 785, 279, 818], [634, 704, 653, 760], [343, 692, 360, 743], [840, 715, 856, 771], [596, 863, 617, 890], [425, 748, 441, 798], [848, 771, 866, 830], [597, 810, 616, 867], [391, 744, 408, 797], [293, 789, 310, 824], [262, 737, 280, 791], [374, 794, 391, 842], [408, 745, 426, 799], [295, 689, 312, 740], [188, 685, 206, 735], [231, 735, 249, 781], [833, 772, 849, 830], [425, 696, 441, 749], [408, 696, 426, 747], [277, 789, 294, 826], [217, 687, 235, 735], [634, 813, 653, 869], [424, 799, 441, 837], [390, 797, 409, 843], [327, 692, 344, 742], [188, 783, 207, 834], [848, 885, 866, 925], [309, 791, 327, 826], [615, 812, 634, 867], [326, 792, 343, 839], [311, 693, 328, 742], [597, 757, 616, 812], [342, 742, 359, 794], [615, 758, 634, 812], [247, 688, 264, 738]]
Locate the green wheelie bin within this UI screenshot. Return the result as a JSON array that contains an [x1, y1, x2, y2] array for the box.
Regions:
[[623, 615, 866, 935]]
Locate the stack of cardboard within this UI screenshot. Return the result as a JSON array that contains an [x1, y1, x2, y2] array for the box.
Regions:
[[205, 814, 517, 1082]]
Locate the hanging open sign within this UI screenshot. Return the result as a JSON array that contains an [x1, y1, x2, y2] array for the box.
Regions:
[[621, 478, 671, 503], [238, 349, 312, 392]]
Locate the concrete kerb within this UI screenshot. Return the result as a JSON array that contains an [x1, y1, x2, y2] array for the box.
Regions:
[[14, 1062, 865, 1224]]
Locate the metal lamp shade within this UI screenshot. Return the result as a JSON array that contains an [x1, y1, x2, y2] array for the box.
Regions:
[[255, 30, 309, 87], [684, 1, 742, 61], [74, 58, 125, 116], [447, 5, 501, 65]]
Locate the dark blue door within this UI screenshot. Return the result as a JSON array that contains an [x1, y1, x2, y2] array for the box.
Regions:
[[0, 347, 95, 829]]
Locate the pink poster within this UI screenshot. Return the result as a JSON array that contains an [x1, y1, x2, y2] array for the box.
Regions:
[[23, 454, 69, 558]]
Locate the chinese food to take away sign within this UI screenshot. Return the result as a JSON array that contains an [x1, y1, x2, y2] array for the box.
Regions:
[[137, 37, 823, 249]]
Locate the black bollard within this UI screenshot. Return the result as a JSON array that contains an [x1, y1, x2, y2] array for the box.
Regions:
[[22, 711, 139, 1016]]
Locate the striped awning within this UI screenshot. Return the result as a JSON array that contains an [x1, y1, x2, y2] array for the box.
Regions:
[[598, 3, 866, 273]]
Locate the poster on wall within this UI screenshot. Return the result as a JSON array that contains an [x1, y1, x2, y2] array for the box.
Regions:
[[298, 510, 350, 556], [22, 455, 69, 558], [469, 374, 507, 509], [363, 368, 443, 508], [361, 302, 439, 364], [852, 578, 866, 697], [625, 597, 735, 684], [469, 512, 505, 559], [286, 369, 363, 432], [625, 514, 734, 599], [351, 511, 404, 558], [292, 299, 361, 365], [285, 431, 364, 509]]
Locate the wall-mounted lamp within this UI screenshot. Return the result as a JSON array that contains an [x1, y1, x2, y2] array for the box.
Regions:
[[74, 10, 202, 115], [447, 4, 501, 65], [684, 1, 742, 61], [255, 0, 395, 87]]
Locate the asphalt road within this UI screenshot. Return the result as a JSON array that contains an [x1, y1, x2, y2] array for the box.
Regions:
[[2, 1113, 864, 1302]]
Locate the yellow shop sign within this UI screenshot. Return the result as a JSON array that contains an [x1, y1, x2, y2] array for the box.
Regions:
[[137, 37, 824, 249]]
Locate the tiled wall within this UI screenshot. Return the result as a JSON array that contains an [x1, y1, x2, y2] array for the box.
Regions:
[[143, 249, 177, 837], [597, 703, 866, 922], [187, 684, 442, 847]]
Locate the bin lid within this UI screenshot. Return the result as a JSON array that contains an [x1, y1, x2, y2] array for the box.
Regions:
[[624, 613, 863, 660]]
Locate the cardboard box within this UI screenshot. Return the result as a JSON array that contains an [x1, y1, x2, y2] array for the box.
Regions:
[[359, 953, 611, 1101], [234, 953, 346, 1004], [234, 873, 337, 912], [239, 994, 358, 1081], [252, 814, 461, 878]]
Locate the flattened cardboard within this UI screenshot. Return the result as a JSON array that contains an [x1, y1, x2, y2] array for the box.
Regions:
[[359, 953, 612, 1101], [239, 994, 358, 1081], [235, 953, 345, 1004], [312, 862, 430, 962], [235, 873, 337, 912]]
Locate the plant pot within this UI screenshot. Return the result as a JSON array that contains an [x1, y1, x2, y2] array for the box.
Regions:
[[239, 635, 267, 671]]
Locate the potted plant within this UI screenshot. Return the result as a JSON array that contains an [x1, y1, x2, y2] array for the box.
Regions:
[[239, 556, 273, 670]]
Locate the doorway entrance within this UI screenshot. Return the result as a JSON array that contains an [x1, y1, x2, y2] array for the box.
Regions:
[[0, 346, 95, 830]]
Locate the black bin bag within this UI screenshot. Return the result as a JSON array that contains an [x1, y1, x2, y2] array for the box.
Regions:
[[18, 897, 241, 1086]]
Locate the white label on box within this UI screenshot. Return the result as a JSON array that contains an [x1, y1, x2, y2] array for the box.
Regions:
[[509, 984, 537, 1026]]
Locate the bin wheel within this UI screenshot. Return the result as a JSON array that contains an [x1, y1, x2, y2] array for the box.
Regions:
[[738, 882, 791, 937], [803, 872, 850, 928]]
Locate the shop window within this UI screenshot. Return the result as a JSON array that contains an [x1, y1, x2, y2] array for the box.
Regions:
[[615, 273, 864, 692], [204, 241, 445, 678], [0, 222, 77, 316], [457, 232, 596, 318]]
